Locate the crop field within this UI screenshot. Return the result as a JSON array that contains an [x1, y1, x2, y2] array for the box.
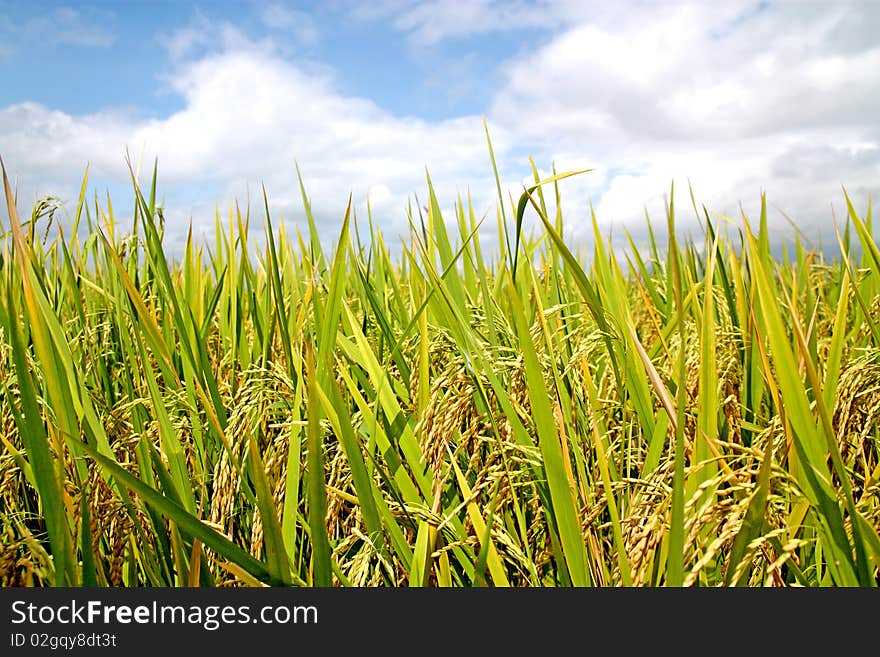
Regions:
[[0, 146, 878, 588]]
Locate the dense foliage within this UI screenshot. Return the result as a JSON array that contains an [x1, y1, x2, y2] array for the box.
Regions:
[[1, 149, 878, 587]]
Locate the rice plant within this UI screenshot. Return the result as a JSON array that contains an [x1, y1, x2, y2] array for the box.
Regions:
[[0, 140, 878, 587]]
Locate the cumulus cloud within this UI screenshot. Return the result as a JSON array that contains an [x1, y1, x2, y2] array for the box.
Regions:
[[354, 0, 878, 242], [1, 29, 511, 247], [0, 103, 129, 177], [490, 1, 880, 243]]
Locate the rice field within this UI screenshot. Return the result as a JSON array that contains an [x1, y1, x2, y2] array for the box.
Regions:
[[1, 141, 878, 587]]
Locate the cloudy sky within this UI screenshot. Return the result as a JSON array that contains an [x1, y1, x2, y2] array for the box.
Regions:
[[1, 0, 878, 250]]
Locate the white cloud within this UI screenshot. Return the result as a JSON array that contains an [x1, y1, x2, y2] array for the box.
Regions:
[[159, 13, 281, 62], [158, 12, 215, 61], [342, 0, 878, 243], [0, 103, 131, 180], [0, 30, 510, 247], [490, 1, 880, 240]]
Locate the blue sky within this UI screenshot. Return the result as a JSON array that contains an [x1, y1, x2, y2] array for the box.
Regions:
[[0, 1, 533, 118], [2, 0, 879, 249]]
